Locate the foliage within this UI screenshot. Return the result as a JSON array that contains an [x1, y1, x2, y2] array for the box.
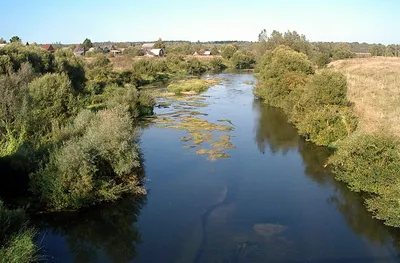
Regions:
[[106, 85, 154, 117], [185, 58, 208, 75], [230, 50, 256, 69], [209, 57, 226, 72], [314, 52, 331, 68], [329, 133, 400, 227], [30, 106, 145, 211], [123, 46, 144, 57], [9, 36, 21, 43], [28, 73, 77, 140], [0, 200, 38, 263], [54, 49, 86, 93], [0, 43, 54, 74], [221, 45, 238, 59], [82, 38, 93, 50], [254, 45, 314, 107], [332, 48, 356, 60], [0, 63, 35, 157], [167, 79, 218, 95], [132, 58, 167, 79], [154, 38, 166, 49]]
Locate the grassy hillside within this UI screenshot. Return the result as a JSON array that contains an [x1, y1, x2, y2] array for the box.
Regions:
[[329, 57, 400, 137]]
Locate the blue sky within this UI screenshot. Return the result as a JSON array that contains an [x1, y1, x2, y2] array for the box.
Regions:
[[0, 0, 397, 44]]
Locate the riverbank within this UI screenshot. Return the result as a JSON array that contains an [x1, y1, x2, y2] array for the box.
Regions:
[[255, 47, 400, 227]]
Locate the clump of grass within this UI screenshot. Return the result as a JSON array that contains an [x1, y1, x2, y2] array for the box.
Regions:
[[167, 79, 219, 95]]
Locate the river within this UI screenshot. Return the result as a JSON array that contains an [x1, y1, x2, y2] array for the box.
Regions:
[[37, 73, 400, 263]]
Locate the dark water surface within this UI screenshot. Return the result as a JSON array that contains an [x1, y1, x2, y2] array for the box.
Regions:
[[38, 73, 400, 263]]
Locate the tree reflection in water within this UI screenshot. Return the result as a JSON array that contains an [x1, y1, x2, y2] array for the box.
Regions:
[[254, 100, 400, 254], [37, 196, 145, 263]]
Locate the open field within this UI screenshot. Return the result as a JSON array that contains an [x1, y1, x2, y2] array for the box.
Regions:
[[330, 57, 400, 136]]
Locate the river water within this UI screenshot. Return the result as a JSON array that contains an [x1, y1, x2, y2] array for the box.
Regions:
[[37, 73, 400, 263]]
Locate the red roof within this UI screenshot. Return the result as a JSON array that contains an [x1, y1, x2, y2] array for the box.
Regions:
[[42, 44, 55, 52]]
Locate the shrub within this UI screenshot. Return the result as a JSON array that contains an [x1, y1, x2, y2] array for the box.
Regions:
[[132, 58, 167, 78], [328, 133, 400, 227], [28, 73, 77, 139], [314, 52, 331, 68], [185, 58, 208, 75], [209, 57, 226, 72], [221, 45, 237, 59], [332, 48, 356, 60], [0, 200, 38, 263], [230, 50, 256, 69], [30, 107, 145, 211], [254, 45, 314, 107], [295, 105, 357, 146]]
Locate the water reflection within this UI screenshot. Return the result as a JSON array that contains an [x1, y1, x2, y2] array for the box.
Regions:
[[36, 197, 145, 263], [254, 100, 400, 257]]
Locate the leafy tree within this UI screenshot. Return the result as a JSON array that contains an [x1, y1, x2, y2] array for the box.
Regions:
[[258, 29, 268, 42], [332, 48, 356, 60], [221, 45, 237, 59], [154, 38, 165, 49], [0, 38, 5, 44], [230, 50, 255, 69], [82, 38, 93, 50], [9, 36, 21, 43], [314, 52, 331, 68]]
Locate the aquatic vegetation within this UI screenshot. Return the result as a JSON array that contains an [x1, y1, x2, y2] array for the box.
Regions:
[[253, 223, 287, 239], [167, 79, 220, 95], [151, 95, 235, 161], [243, 81, 255, 85]]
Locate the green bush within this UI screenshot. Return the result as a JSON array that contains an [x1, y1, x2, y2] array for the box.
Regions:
[[106, 85, 154, 118], [294, 105, 357, 146], [185, 58, 208, 75], [313, 52, 331, 68], [332, 48, 356, 60], [209, 57, 226, 72], [132, 58, 167, 78], [230, 50, 256, 69], [221, 45, 237, 59], [30, 107, 145, 211], [329, 134, 400, 227], [0, 201, 38, 263], [254, 45, 314, 107], [28, 73, 77, 139]]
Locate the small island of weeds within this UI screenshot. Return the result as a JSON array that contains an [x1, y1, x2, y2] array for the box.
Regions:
[[167, 79, 220, 95]]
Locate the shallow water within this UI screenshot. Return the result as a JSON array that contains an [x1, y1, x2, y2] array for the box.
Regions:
[[38, 73, 400, 263]]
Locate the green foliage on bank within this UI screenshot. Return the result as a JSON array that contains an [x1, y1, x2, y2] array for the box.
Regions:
[[329, 134, 400, 227], [167, 79, 218, 95], [255, 45, 357, 146], [0, 201, 38, 263]]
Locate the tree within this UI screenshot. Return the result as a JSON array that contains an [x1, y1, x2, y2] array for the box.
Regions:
[[221, 45, 237, 59], [82, 38, 93, 50], [258, 29, 268, 42], [0, 38, 5, 44], [154, 38, 165, 49], [9, 36, 21, 43]]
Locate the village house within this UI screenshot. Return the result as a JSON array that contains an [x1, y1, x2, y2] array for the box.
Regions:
[[41, 44, 55, 53], [73, 45, 85, 56], [101, 45, 116, 53], [142, 43, 165, 57], [0, 44, 7, 49]]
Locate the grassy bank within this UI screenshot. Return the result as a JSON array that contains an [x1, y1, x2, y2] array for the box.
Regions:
[[255, 47, 400, 227], [329, 57, 400, 136]]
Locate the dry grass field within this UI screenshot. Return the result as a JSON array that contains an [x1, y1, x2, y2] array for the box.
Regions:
[[329, 57, 400, 136]]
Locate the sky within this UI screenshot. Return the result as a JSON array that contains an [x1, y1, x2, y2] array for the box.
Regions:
[[0, 0, 398, 44]]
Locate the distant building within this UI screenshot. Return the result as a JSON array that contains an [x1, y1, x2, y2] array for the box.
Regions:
[[0, 44, 7, 49], [42, 44, 55, 53], [101, 45, 116, 53], [110, 49, 122, 55], [144, 48, 164, 57], [193, 50, 212, 56], [73, 45, 85, 56]]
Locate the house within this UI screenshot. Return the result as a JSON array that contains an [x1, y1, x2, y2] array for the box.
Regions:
[[110, 49, 122, 55], [203, 51, 212, 56], [193, 50, 212, 56], [42, 44, 55, 53], [73, 45, 85, 56], [144, 48, 164, 57], [0, 44, 7, 49], [101, 45, 116, 53]]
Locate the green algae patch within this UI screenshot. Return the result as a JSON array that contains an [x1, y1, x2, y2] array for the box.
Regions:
[[167, 79, 220, 95]]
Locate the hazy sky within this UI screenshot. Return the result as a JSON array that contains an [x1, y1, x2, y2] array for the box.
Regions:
[[0, 0, 397, 44]]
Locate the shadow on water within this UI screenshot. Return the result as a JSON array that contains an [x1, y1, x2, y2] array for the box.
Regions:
[[35, 195, 146, 263], [253, 100, 400, 260]]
